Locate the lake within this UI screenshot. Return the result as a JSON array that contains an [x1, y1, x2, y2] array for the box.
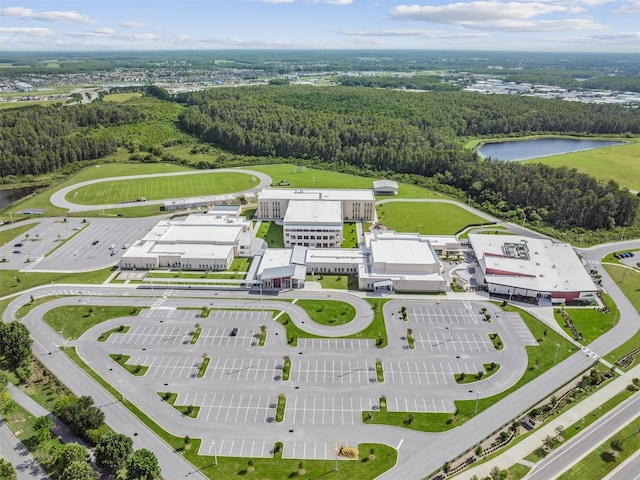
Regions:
[[0, 185, 40, 210], [478, 138, 624, 161]]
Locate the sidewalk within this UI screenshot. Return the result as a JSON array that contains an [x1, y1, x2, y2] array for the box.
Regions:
[[451, 363, 640, 479]]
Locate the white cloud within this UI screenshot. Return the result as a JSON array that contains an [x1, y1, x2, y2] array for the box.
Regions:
[[119, 20, 146, 28], [259, 0, 294, 3], [390, 2, 567, 23], [341, 28, 489, 39], [352, 38, 385, 44], [0, 26, 55, 36], [0, 6, 94, 24], [589, 31, 640, 42], [614, 0, 640, 13], [310, 0, 353, 4]]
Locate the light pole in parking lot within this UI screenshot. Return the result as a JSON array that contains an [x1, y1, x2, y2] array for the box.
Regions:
[[212, 440, 218, 466]]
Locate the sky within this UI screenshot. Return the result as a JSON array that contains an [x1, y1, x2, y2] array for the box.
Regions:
[[1, 0, 639, 53]]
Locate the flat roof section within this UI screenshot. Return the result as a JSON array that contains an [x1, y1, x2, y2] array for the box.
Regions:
[[369, 233, 438, 270], [283, 200, 343, 225], [160, 224, 242, 244], [259, 188, 375, 202]]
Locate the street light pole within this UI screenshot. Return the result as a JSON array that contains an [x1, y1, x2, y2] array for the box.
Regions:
[[118, 379, 125, 402], [554, 343, 561, 364], [475, 391, 480, 414], [213, 440, 218, 466]]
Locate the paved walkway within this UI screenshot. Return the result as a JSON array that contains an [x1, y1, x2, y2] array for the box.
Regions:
[[451, 364, 640, 479], [0, 411, 49, 480]]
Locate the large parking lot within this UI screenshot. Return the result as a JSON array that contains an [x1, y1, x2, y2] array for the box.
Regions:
[[0, 217, 158, 272], [76, 298, 532, 460]]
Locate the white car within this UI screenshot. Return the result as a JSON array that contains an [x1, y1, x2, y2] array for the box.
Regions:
[[122, 244, 130, 249], [110, 244, 116, 249]]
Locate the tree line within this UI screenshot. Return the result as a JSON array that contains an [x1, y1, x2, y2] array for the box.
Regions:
[[0, 103, 145, 178], [173, 85, 639, 230]]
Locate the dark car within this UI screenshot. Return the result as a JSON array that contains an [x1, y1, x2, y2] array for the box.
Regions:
[[230, 328, 238, 337], [14, 242, 23, 247], [92, 240, 99, 245], [13, 250, 21, 254]]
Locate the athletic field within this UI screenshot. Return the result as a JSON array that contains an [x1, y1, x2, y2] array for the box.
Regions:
[[67, 171, 260, 205]]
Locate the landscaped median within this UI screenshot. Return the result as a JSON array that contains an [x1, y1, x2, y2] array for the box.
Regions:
[[57, 347, 399, 480], [43, 305, 140, 340], [157, 392, 200, 419]]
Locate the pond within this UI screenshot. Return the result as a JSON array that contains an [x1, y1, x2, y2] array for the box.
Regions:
[[478, 138, 624, 161], [0, 185, 40, 210]]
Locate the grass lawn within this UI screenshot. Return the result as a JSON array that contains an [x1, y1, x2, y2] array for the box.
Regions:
[[157, 392, 200, 418], [364, 304, 577, 432], [43, 305, 140, 340], [558, 415, 640, 480], [256, 222, 284, 247], [0, 222, 38, 247], [377, 202, 488, 235], [524, 137, 640, 191], [67, 171, 260, 205], [197, 356, 210, 378], [342, 223, 359, 248], [305, 274, 359, 290], [603, 264, 640, 314], [455, 363, 500, 384], [0, 99, 65, 110], [507, 463, 531, 480], [109, 353, 148, 376], [295, 299, 356, 325], [554, 294, 619, 344], [103, 92, 143, 102], [16, 296, 60, 319], [1, 153, 193, 221], [230, 257, 252, 272], [0, 267, 115, 297], [62, 347, 397, 480], [250, 163, 442, 199], [98, 325, 131, 342]]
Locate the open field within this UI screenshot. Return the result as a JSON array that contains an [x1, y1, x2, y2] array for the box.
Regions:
[[377, 202, 488, 235], [522, 138, 639, 191], [67, 171, 260, 205], [103, 92, 144, 102]]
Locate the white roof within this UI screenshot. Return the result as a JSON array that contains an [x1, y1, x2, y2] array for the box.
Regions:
[[144, 223, 241, 244], [283, 200, 342, 225], [469, 234, 596, 293], [370, 234, 437, 267], [122, 241, 233, 260], [257, 249, 295, 274], [259, 188, 374, 202], [306, 248, 367, 265], [373, 180, 399, 190]]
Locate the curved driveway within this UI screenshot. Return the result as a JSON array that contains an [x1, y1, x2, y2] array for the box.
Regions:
[[49, 168, 272, 212]]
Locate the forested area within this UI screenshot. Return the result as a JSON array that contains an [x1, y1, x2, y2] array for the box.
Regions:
[[0, 103, 145, 177], [174, 86, 639, 230]]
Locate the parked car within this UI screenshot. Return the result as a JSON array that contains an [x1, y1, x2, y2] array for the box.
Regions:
[[92, 240, 99, 245], [122, 244, 130, 249], [230, 328, 238, 337], [13, 250, 21, 254], [14, 242, 23, 247]]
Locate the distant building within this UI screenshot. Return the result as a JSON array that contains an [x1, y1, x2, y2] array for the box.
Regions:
[[373, 179, 399, 195], [257, 188, 375, 222], [469, 234, 597, 305], [15, 82, 34, 92]]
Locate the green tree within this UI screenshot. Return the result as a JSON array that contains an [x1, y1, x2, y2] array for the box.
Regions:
[[95, 433, 133, 475], [56, 443, 88, 474], [54, 396, 104, 437], [126, 449, 160, 480], [0, 322, 32, 367], [60, 461, 98, 480], [0, 458, 17, 480]]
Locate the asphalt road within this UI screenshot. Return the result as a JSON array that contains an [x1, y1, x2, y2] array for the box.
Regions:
[[525, 392, 640, 480], [49, 168, 272, 212], [0, 416, 49, 480]]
